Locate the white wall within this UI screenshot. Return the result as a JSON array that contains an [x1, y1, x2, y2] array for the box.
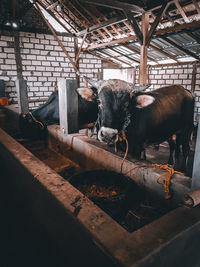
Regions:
[[0, 30, 102, 108]]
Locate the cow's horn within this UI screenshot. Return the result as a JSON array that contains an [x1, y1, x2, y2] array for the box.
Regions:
[[135, 84, 151, 91], [84, 76, 100, 88]]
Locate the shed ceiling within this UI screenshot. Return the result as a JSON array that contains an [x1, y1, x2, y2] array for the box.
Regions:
[[0, 0, 200, 67]]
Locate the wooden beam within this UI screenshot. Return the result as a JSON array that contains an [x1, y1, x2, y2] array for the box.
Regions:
[[120, 44, 158, 63], [151, 60, 198, 67], [74, 37, 80, 88], [109, 47, 140, 63], [88, 51, 122, 68], [192, 0, 200, 14], [149, 44, 179, 62], [34, 2, 79, 74], [46, 1, 58, 10], [173, 0, 190, 23], [82, 35, 137, 51], [139, 13, 149, 85], [79, 0, 144, 13], [83, 19, 200, 52], [75, 29, 88, 65], [146, 1, 169, 46], [36, 0, 71, 33], [191, 62, 197, 92], [123, 10, 143, 45], [98, 50, 132, 66], [77, 15, 126, 37], [73, 1, 108, 42], [161, 36, 200, 61], [155, 19, 200, 35]]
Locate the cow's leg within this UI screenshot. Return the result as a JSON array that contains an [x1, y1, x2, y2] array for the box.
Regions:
[[168, 137, 176, 165], [181, 133, 191, 173]]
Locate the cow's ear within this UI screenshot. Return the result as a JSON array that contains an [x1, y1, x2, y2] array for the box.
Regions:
[[77, 87, 96, 102], [136, 94, 155, 108]]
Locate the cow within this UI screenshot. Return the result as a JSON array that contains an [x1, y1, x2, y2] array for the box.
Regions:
[[19, 88, 99, 139], [78, 77, 194, 173]]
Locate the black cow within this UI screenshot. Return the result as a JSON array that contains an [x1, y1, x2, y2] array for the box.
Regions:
[[79, 78, 194, 172], [19, 88, 98, 139]]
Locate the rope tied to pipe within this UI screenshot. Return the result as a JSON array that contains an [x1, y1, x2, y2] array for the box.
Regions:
[[118, 131, 184, 199]]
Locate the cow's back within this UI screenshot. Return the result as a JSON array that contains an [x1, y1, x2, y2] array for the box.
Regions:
[[132, 85, 194, 144]]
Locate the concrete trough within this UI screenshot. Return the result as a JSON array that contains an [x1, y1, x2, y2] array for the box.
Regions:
[[0, 106, 200, 266]]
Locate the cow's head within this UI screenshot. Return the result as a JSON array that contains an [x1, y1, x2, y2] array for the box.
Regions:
[[77, 77, 150, 145], [19, 112, 46, 139]]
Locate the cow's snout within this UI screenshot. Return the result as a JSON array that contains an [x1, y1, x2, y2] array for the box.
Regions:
[[98, 127, 118, 144]]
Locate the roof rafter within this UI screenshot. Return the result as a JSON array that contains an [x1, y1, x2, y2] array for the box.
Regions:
[[79, 0, 144, 13], [173, 0, 190, 23]]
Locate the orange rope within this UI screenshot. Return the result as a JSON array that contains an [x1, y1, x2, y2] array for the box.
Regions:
[[119, 131, 184, 199], [118, 130, 129, 173]]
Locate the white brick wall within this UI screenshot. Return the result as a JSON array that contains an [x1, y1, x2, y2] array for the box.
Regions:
[[0, 30, 102, 108], [148, 64, 200, 123]]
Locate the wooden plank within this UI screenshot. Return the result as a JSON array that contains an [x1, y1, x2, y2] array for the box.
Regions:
[[16, 79, 29, 114], [192, 0, 200, 14], [123, 10, 143, 45], [74, 37, 80, 88], [146, 1, 169, 45], [139, 13, 149, 85], [76, 15, 126, 37], [155, 19, 200, 35], [174, 0, 190, 23], [191, 63, 197, 92], [58, 79, 78, 134], [161, 36, 200, 61], [75, 28, 88, 65], [151, 60, 198, 67], [82, 35, 137, 51], [36, 0, 71, 33], [34, 2, 79, 74], [192, 119, 200, 189], [79, 0, 144, 13]]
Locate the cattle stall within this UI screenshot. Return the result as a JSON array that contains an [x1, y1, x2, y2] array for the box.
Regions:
[[0, 104, 200, 267], [1, 0, 200, 266]]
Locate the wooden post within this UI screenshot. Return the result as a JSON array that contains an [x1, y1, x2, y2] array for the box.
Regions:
[[139, 13, 149, 85], [16, 79, 29, 114], [191, 63, 197, 92], [192, 118, 200, 189], [58, 79, 78, 134], [74, 37, 80, 88]]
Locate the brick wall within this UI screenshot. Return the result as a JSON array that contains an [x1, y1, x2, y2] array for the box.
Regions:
[[0, 30, 102, 108], [147, 64, 200, 123]]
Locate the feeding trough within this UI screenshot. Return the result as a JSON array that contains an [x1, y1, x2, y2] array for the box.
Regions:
[[68, 169, 142, 221], [1, 106, 200, 266]]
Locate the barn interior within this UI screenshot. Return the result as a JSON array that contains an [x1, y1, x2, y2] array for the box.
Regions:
[[0, 0, 200, 266]]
